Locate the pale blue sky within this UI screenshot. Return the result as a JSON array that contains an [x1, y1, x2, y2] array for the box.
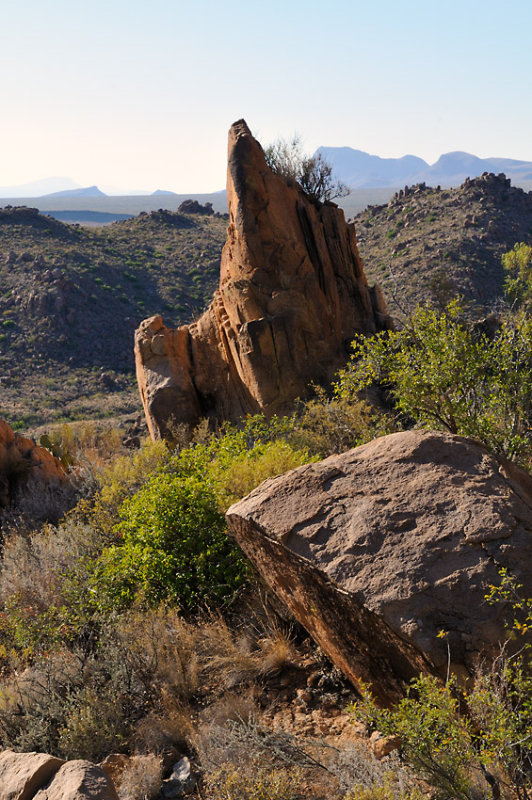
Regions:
[[1, 0, 531, 192]]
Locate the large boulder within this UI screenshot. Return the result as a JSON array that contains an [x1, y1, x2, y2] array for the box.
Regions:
[[135, 119, 390, 439], [226, 430, 532, 704]]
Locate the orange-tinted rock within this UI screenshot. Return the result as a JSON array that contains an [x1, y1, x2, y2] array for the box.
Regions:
[[0, 417, 70, 515], [226, 430, 532, 705], [135, 120, 390, 439]]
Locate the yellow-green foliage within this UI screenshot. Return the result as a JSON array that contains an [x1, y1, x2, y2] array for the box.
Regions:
[[211, 439, 313, 509], [163, 421, 313, 511], [204, 765, 302, 800], [99, 438, 170, 508], [503, 242, 532, 308], [336, 301, 532, 464], [288, 387, 389, 458], [352, 570, 532, 800]]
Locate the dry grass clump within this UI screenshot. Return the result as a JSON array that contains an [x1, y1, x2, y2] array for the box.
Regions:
[[0, 517, 101, 610], [116, 754, 163, 800], [203, 764, 303, 800], [327, 742, 423, 800]]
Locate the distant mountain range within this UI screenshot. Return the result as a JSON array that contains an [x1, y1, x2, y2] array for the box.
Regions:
[[0, 177, 179, 199], [316, 148, 532, 189], [2, 148, 532, 200], [44, 185, 107, 199]]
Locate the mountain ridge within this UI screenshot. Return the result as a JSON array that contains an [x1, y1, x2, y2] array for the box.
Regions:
[[317, 146, 532, 189]]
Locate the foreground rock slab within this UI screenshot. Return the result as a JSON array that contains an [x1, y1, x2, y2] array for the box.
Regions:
[[226, 430, 532, 704], [135, 119, 390, 439]]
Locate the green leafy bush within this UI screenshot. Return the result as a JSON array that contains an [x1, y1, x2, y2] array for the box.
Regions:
[[93, 474, 247, 610], [503, 242, 532, 308], [336, 301, 532, 464]]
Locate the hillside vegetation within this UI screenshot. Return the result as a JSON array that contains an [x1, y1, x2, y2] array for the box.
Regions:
[[0, 206, 226, 429], [1, 189, 532, 794], [355, 172, 532, 319]]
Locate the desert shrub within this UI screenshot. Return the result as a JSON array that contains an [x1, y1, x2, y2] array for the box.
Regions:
[[210, 438, 312, 509], [328, 742, 422, 800], [336, 301, 532, 464], [503, 242, 532, 309], [203, 764, 302, 800], [0, 607, 203, 759], [287, 387, 389, 458], [117, 754, 163, 800], [0, 642, 136, 759], [264, 135, 349, 204], [0, 517, 106, 660], [354, 676, 476, 800], [352, 571, 532, 800], [92, 473, 248, 611], [98, 437, 170, 513]]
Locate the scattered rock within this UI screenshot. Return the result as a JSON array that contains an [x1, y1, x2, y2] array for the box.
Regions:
[[33, 760, 118, 800], [370, 732, 402, 760], [136, 119, 391, 438], [98, 754, 129, 789], [0, 750, 64, 800], [177, 199, 214, 215], [227, 429, 532, 704], [159, 756, 195, 798]]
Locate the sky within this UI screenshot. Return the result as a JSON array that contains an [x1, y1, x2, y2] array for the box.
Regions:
[[1, 0, 531, 194]]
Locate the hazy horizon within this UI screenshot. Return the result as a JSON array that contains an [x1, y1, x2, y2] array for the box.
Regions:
[[2, 0, 531, 194]]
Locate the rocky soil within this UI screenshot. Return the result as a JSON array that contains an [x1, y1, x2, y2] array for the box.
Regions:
[[355, 172, 532, 319]]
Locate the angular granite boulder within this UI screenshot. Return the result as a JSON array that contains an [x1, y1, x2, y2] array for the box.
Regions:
[[227, 430, 532, 704]]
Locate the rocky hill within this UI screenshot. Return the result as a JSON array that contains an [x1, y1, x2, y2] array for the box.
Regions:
[[355, 172, 532, 318], [0, 206, 226, 429]]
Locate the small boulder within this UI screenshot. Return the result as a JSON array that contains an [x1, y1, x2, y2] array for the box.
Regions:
[[0, 750, 64, 800], [33, 760, 118, 800]]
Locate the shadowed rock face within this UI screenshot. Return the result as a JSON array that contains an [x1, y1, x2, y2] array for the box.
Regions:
[[226, 430, 532, 705], [135, 119, 390, 439]]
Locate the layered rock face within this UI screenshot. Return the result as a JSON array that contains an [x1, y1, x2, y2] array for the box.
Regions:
[[136, 120, 390, 439], [226, 430, 532, 704], [0, 418, 69, 516]]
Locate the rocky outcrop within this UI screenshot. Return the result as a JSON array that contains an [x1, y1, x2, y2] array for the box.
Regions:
[[226, 430, 532, 704], [0, 419, 69, 510], [355, 171, 532, 315], [135, 119, 390, 439], [0, 752, 118, 800]]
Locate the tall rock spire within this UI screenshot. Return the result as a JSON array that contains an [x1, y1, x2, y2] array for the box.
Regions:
[[135, 120, 391, 439]]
